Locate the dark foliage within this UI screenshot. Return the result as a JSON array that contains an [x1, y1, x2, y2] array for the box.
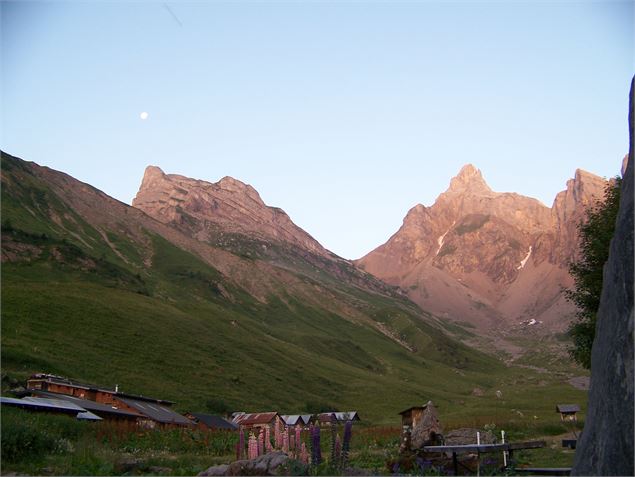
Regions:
[[566, 177, 622, 369]]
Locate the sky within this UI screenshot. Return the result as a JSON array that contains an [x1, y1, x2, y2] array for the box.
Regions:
[[2, 1, 633, 259]]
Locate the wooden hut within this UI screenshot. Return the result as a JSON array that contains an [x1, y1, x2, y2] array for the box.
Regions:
[[556, 404, 580, 422]]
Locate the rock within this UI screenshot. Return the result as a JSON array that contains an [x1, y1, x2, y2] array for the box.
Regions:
[[571, 78, 634, 476], [148, 466, 172, 475], [355, 161, 608, 333], [471, 387, 485, 396], [132, 167, 328, 257], [411, 401, 443, 449], [445, 428, 496, 445], [198, 452, 301, 476], [198, 464, 229, 476]]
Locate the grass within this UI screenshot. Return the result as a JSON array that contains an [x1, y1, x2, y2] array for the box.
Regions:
[[0, 407, 581, 476]]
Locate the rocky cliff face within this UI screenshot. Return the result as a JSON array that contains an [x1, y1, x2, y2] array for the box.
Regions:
[[571, 79, 633, 476], [356, 164, 608, 331], [132, 166, 328, 257]]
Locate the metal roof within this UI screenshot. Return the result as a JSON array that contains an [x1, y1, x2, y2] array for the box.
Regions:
[[2, 395, 102, 421], [190, 413, 238, 430], [118, 397, 193, 426], [29, 390, 142, 419], [556, 404, 580, 413], [318, 411, 360, 422], [1, 396, 84, 415], [281, 415, 304, 426], [233, 412, 278, 426]]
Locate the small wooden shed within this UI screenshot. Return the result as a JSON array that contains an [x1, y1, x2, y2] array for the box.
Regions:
[[556, 404, 580, 422], [399, 404, 429, 430]]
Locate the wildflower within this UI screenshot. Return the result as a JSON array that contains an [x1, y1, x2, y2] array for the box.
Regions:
[[258, 428, 264, 456], [238, 428, 245, 460], [341, 420, 353, 468], [283, 428, 289, 453], [295, 425, 302, 452], [248, 432, 258, 460], [265, 425, 273, 451], [300, 442, 309, 464], [311, 424, 322, 465]]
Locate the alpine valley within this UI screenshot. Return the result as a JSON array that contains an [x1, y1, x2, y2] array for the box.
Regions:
[[1, 151, 611, 422]]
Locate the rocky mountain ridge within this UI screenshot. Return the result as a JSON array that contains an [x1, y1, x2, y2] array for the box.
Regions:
[[132, 166, 329, 258], [356, 164, 610, 332]]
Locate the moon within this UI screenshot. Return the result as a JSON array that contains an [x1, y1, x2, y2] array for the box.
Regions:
[[140, 112, 149, 120]]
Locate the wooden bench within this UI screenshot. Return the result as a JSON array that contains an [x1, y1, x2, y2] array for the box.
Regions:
[[422, 441, 546, 475], [515, 467, 572, 476]]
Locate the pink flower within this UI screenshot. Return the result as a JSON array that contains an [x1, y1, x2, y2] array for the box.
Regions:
[[248, 432, 258, 460]]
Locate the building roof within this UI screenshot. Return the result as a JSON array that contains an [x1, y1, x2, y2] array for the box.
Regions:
[[399, 404, 429, 415], [317, 411, 360, 422], [233, 412, 278, 426], [281, 415, 306, 426], [190, 413, 238, 430], [28, 390, 142, 419], [118, 397, 193, 426], [2, 395, 103, 421], [28, 373, 175, 405], [556, 404, 580, 413]]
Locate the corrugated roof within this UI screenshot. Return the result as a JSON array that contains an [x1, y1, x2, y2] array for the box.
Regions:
[[190, 413, 237, 430], [77, 410, 103, 421], [233, 412, 278, 426], [119, 397, 192, 426], [318, 411, 360, 422], [2, 396, 103, 421], [281, 415, 304, 426], [1, 396, 84, 415], [556, 404, 580, 413], [301, 414, 313, 424], [29, 390, 142, 419]]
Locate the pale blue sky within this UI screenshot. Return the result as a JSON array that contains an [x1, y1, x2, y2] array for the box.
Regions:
[[2, 1, 633, 259]]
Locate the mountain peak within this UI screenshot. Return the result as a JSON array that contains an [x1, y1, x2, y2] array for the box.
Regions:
[[448, 164, 491, 194]]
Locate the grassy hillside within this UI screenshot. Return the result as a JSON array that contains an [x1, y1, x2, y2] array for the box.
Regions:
[[1, 152, 587, 424]]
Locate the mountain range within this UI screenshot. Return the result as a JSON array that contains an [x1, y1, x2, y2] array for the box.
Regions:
[[356, 164, 609, 335], [0, 151, 602, 419]]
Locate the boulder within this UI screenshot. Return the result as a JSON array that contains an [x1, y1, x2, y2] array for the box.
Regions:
[[198, 452, 303, 476], [571, 77, 634, 476]]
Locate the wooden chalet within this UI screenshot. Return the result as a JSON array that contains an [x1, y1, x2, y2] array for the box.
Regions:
[[25, 373, 192, 427]]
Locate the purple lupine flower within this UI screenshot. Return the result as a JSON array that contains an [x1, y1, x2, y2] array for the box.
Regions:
[[238, 428, 245, 460], [341, 420, 353, 468], [311, 424, 322, 466]]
